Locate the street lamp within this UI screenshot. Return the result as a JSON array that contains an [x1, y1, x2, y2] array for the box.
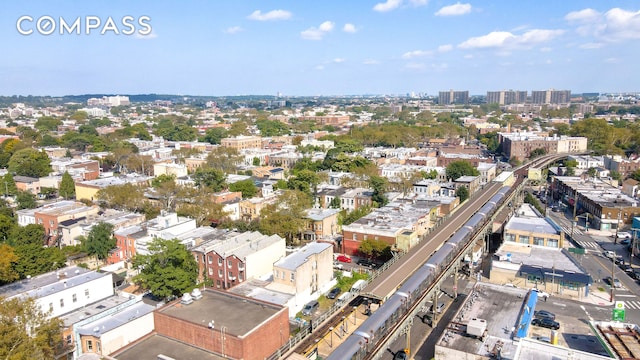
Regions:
[[329, 327, 334, 347]]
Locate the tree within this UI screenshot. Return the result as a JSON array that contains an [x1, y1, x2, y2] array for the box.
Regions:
[[0, 243, 19, 284], [0, 296, 64, 359], [15, 191, 36, 210], [358, 239, 391, 260], [176, 188, 227, 226], [456, 186, 470, 202], [228, 179, 258, 199], [329, 196, 341, 209], [201, 127, 228, 145], [252, 157, 261, 166], [205, 147, 242, 174], [445, 160, 480, 181], [59, 172, 75, 200], [587, 167, 598, 178], [528, 147, 546, 160], [340, 206, 372, 226], [8, 148, 51, 177], [132, 238, 199, 299], [369, 175, 388, 207], [96, 183, 145, 211], [34, 116, 62, 131], [0, 173, 17, 197], [82, 222, 116, 261], [11, 225, 66, 278], [259, 190, 312, 245], [151, 175, 181, 210], [193, 167, 226, 192]]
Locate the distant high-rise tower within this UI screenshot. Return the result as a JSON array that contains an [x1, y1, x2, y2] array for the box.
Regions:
[[486, 90, 527, 105], [531, 89, 571, 104], [439, 89, 469, 105]]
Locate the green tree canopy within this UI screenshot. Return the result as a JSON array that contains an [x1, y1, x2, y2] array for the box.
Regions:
[[0, 173, 17, 197], [0, 296, 64, 359], [456, 186, 470, 202], [445, 160, 480, 181], [82, 222, 116, 260], [132, 238, 199, 299], [201, 127, 228, 144], [259, 190, 311, 245], [8, 148, 52, 177], [228, 179, 258, 199], [369, 175, 388, 207], [34, 116, 62, 131], [59, 172, 76, 200], [0, 243, 19, 284], [15, 191, 37, 210], [358, 239, 392, 260], [193, 167, 226, 192], [10, 225, 66, 278]]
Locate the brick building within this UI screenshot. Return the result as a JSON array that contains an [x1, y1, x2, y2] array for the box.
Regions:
[[221, 136, 263, 151]]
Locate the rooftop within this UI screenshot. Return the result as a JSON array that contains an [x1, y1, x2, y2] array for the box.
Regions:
[[158, 289, 283, 337], [192, 231, 284, 259], [505, 204, 559, 235], [0, 266, 106, 299], [77, 301, 155, 337], [59, 295, 133, 327], [111, 334, 222, 360], [306, 208, 341, 221], [274, 242, 332, 271]]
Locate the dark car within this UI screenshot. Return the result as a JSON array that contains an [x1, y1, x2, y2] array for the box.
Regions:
[[632, 270, 640, 280], [621, 238, 631, 246], [619, 264, 633, 273], [532, 318, 560, 330], [327, 287, 341, 299], [534, 310, 556, 321], [357, 258, 375, 268]]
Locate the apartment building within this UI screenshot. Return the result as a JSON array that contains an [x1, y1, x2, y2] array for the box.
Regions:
[[499, 132, 588, 161], [221, 135, 263, 150]]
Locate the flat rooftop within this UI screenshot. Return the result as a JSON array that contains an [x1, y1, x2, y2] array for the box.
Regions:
[[436, 282, 523, 358], [0, 266, 97, 299], [111, 334, 223, 360], [59, 295, 132, 327], [158, 290, 283, 337]]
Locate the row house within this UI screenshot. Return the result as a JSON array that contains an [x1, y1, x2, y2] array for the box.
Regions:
[[405, 156, 438, 167], [317, 186, 374, 211], [58, 210, 145, 247], [153, 162, 188, 178], [342, 200, 438, 255], [436, 153, 493, 168], [191, 231, 286, 289], [303, 208, 341, 242], [221, 135, 263, 151], [267, 151, 303, 169], [50, 158, 101, 180], [14, 175, 41, 194], [109, 212, 197, 263], [271, 242, 333, 309], [454, 175, 481, 195], [603, 154, 640, 178], [477, 162, 497, 184], [26, 201, 100, 246], [75, 174, 153, 202], [499, 132, 588, 161], [184, 155, 208, 173], [379, 164, 448, 182], [239, 194, 279, 221]]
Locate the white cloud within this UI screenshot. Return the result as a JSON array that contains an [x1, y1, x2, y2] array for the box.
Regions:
[[319, 21, 335, 32], [457, 29, 563, 49], [333, 58, 345, 63], [408, 0, 429, 5], [247, 9, 292, 21], [578, 42, 603, 49], [315, 65, 325, 70], [435, 3, 472, 16], [363, 59, 379, 65], [565, 7, 640, 41], [402, 50, 432, 59], [438, 44, 453, 52], [373, 0, 402, 12], [463, 54, 474, 59], [301, 20, 334, 40], [343, 23, 357, 33], [565, 8, 600, 23], [540, 47, 552, 52], [224, 26, 243, 34], [605, 57, 619, 64]]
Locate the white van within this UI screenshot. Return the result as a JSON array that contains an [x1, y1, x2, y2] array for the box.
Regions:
[[350, 279, 367, 293]]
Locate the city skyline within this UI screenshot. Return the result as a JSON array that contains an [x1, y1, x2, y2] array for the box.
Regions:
[[1, 1, 639, 96]]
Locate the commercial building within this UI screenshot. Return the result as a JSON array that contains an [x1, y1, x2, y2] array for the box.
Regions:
[[503, 204, 565, 248]]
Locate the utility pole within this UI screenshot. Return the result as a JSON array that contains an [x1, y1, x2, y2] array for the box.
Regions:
[[611, 250, 616, 303], [570, 191, 578, 241]]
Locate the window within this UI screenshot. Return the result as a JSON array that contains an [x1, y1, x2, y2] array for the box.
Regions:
[[208, 267, 213, 275], [96, 341, 101, 353], [239, 272, 243, 281], [519, 235, 529, 244], [85, 289, 90, 298], [227, 260, 232, 268], [504, 233, 515, 242], [66, 335, 72, 345], [290, 273, 295, 282], [216, 280, 221, 288], [218, 258, 222, 265], [547, 239, 559, 248], [228, 271, 233, 278], [60, 299, 64, 308], [87, 340, 93, 352], [218, 269, 223, 277], [49, 303, 53, 312], [72, 293, 77, 303], [533, 237, 545, 246], [208, 255, 212, 264]]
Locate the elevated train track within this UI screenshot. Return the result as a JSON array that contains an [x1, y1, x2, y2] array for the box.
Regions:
[[291, 154, 566, 359]]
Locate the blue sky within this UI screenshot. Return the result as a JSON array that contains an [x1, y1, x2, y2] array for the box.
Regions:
[[1, 1, 639, 96]]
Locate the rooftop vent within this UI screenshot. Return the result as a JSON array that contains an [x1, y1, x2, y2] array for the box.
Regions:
[[191, 288, 203, 300], [180, 293, 193, 305]]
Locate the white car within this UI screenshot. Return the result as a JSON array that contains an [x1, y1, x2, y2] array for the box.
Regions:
[[616, 232, 631, 240]]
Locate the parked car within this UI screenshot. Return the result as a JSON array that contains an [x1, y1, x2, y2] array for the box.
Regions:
[[333, 262, 344, 270], [619, 264, 633, 273], [616, 232, 631, 240], [302, 300, 319, 316], [430, 302, 445, 314], [532, 318, 560, 330], [632, 270, 640, 280], [615, 256, 625, 265], [327, 287, 341, 299], [336, 255, 352, 263], [604, 250, 617, 260], [357, 258, 375, 268], [621, 238, 632, 246], [606, 277, 623, 288], [534, 310, 556, 321]]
